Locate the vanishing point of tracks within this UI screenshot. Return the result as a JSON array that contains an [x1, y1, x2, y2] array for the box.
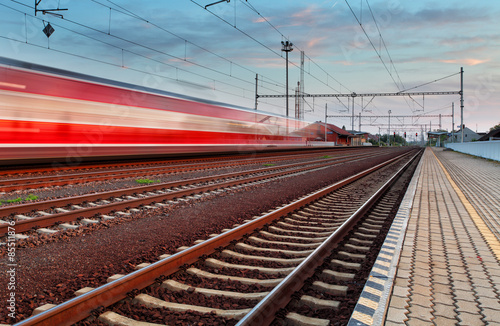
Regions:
[[11, 148, 423, 325]]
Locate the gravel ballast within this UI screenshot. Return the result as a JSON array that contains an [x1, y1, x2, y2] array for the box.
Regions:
[[0, 148, 409, 323]]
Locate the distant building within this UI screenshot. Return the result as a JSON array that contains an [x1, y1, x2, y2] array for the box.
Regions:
[[478, 128, 500, 141], [476, 132, 487, 139], [450, 127, 480, 142], [347, 130, 371, 146], [301, 122, 353, 145]]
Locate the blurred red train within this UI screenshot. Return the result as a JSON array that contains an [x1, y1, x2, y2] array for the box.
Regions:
[[0, 57, 311, 165]]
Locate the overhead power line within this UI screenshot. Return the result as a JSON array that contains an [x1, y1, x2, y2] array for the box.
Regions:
[[397, 72, 461, 93], [192, 0, 353, 95], [343, 0, 428, 115], [344, 0, 404, 91], [364, 0, 405, 90], [90, 0, 285, 90], [3, 0, 287, 102], [240, 0, 353, 94]]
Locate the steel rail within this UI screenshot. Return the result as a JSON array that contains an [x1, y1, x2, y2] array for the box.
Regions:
[[0, 147, 357, 176], [0, 150, 374, 216], [236, 150, 421, 326], [0, 149, 360, 191], [0, 152, 380, 236], [13, 152, 412, 326]]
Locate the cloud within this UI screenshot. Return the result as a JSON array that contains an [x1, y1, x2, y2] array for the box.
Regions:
[[438, 36, 488, 47], [292, 7, 316, 21], [253, 17, 267, 23], [440, 58, 490, 66], [307, 36, 327, 49]]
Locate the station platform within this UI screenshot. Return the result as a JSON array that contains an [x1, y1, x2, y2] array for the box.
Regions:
[[348, 147, 500, 326]]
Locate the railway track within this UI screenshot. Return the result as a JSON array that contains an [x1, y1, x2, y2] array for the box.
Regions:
[[0, 148, 365, 176], [0, 149, 370, 191], [0, 150, 387, 238], [14, 148, 422, 325]]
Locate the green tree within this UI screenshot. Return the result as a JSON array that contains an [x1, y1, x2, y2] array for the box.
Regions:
[[490, 123, 500, 132]]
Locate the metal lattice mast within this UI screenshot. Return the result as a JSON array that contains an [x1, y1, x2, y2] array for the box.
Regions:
[[460, 67, 464, 143], [300, 51, 305, 120]]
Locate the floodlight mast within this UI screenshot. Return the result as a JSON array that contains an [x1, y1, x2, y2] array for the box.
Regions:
[[281, 40, 293, 118]]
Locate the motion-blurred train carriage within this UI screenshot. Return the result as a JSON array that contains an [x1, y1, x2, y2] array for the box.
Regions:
[[0, 57, 310, 165]]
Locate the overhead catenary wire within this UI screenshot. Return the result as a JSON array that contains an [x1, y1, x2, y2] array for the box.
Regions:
[[8, 0, 286, 92], [3, 0, 462, 127], [241, 0, 461, 120], [91, 0, 286, 90], [2, 31, 274, 105], [239, 0, 354, 95], [4, 4, 296, 114], [364, 0, 405, 91], [363, 0, 421, 113], [7, 0, 361, 117], [397, 72, 461, 94], [1, 2, 282, 102], [344, 0, 453, 115], [344, 0, 403, 92], [238, 0, 453, 123], [191, 0, 352, 96], [4, 0, 291, 101]]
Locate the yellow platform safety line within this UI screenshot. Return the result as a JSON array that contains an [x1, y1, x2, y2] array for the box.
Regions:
[[350, 310, 374, 325], [431, 148, 500, 261]]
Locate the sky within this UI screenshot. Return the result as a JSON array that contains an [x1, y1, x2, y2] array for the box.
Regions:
[[1, 0, 499, 138]]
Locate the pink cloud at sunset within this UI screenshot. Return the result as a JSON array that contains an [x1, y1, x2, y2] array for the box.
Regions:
[[441, 58, 490, 66]]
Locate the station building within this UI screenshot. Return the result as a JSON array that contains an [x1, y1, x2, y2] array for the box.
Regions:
[[301, 122, 353, 145]]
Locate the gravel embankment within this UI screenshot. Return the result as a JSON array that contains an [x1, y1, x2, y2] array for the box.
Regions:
[[0, 149, 406, 323]]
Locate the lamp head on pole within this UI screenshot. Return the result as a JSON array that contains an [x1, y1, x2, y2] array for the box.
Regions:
[[281, 41, 293, 52]]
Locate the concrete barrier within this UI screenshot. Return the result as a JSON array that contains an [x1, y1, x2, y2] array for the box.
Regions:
[[445, 141, 500, 161]]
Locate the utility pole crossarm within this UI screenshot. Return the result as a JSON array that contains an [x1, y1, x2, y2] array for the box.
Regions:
[[204, 0, 230, 9], [35, 0, 68, 17]]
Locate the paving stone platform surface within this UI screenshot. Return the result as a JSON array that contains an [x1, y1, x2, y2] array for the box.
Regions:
[[348, 147, 500, 326], [385, 147, 500, 326]]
